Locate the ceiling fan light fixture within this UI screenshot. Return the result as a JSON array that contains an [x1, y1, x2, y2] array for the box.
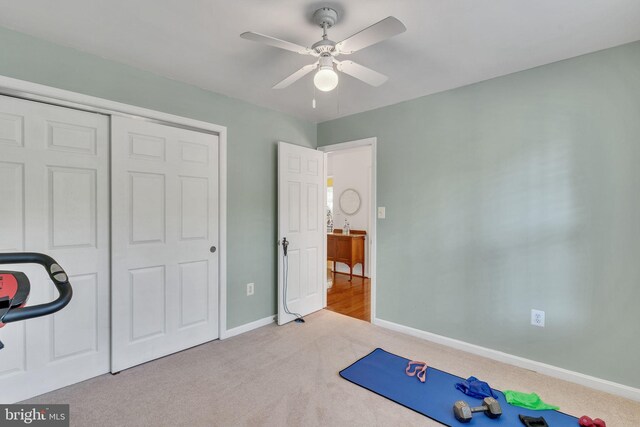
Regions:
[[314, 54, 338, 92], [314, 65, 338, 92]]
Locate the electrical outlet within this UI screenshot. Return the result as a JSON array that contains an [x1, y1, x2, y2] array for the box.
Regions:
[[378, 207, 386, 219], [531, 309, 545, 327], [247, 283, 254, 296]]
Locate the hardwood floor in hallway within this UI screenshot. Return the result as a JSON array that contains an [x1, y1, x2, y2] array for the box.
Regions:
[[326, 272, 370, 322]]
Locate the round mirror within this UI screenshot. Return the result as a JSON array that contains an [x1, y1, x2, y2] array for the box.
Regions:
[[339, 189, 361, 216]]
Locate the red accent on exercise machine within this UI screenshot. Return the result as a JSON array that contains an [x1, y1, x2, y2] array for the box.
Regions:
[[0, 272, 30, 328]]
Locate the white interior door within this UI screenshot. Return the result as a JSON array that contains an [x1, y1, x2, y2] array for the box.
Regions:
[[278, 142, 325, 325], [0, 95, 110, 402], [111, 116, 219, 372]]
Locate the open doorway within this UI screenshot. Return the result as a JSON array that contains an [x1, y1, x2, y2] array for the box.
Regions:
[[319, 138, 376, 322]]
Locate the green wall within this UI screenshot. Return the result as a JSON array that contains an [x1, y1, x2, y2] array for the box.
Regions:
[[318, 41, 640, 388], [0, 27, 316, 329]]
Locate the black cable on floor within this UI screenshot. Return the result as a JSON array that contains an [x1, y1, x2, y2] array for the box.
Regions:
[[282, 239, 304, 323]]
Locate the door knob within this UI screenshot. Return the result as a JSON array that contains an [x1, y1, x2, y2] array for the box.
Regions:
[[210, 246, 216, 253]]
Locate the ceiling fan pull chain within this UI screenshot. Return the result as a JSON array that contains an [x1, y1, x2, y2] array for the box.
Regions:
[[312, 82, 317, 109], [337, 80, 340, 115]]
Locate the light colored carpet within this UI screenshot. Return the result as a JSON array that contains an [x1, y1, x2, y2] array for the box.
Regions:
[[26, 310, 640, 426]]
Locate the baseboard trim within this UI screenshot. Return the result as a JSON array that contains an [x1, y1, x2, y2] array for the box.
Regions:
[[372, 317, 640, 402], [221, 315, 275, 340]]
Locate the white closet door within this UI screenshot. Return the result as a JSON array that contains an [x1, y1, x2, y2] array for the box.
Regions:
[[0, 95, 110, 403], [111, 116, 219, 372]]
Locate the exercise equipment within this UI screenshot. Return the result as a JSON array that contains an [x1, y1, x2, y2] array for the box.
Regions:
[[280, 238, 304, 323], [503, 390, 559, 411], [340, 348, 580, 426], [579, 415, 607, 427], [453, 397, 502, 422], [519, 414, 549, 426], [0, 253, 73, 350], [405, 360, 428, 383], [455, 376, 498, 400]]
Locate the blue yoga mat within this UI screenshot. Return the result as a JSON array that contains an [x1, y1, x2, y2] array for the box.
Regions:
[[340, 348, 579, 426]]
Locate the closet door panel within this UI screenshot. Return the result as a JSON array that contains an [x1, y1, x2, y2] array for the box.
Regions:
[[0, 95, 110, 403], [111, 116, 219, 372]]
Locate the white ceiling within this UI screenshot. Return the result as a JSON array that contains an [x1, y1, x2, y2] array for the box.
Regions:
[[1, 1, 639, 123]]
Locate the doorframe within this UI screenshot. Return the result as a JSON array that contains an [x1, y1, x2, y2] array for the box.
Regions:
[[317, 137, 377, 321], [0, 75, 229, 340]]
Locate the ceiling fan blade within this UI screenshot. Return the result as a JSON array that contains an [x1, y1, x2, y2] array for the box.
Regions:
[[336, 16, 406, 55], [273, 63, 318, 89], [240, 32, 311, 55], [336, 61, 388, 87]]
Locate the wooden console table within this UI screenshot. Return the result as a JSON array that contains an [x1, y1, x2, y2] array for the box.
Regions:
[[327, 230, 365, 281]]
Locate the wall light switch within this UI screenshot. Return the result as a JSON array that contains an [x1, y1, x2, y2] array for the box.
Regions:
[[247, 283, 255, 296], [378, 207, 386, 219]]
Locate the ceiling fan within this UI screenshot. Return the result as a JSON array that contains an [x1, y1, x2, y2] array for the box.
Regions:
[[241, 7, 406, 92]]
